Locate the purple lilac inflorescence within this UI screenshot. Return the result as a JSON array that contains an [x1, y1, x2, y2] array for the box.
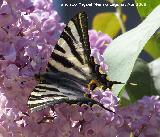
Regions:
[[117, 96, 160, 137], [0, 0, 160, 136], [88, 30, 112, 73], [0, 0, 64, 136]]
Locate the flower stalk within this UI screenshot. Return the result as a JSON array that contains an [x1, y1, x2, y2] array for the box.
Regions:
[[115, 5, 126, 33], [107, 0, 126, 33]]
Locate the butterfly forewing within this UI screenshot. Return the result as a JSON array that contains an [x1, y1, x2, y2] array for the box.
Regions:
[[47, 12, 92, 81]]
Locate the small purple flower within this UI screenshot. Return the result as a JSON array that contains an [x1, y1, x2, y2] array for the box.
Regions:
[[5, 64, 19, 78], [0, 43, 17, 62], [89, 30, 112, 73], [0, 4, 16, 27], [89, 29, 112, 55]]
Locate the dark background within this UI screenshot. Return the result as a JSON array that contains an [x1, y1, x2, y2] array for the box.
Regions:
[[54, 0, 152, 61]]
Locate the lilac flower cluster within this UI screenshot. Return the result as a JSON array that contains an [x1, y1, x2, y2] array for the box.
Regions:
[[118, 96, 160, 137], [88, 30, 112, 73], [88, 30, 112, 55], [0, 0, 64, 136]]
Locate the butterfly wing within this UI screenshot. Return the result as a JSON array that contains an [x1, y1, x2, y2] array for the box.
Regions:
[[28, 78, 112, 112], [28, 84, 83, 112], [47, 12, 92, 82]]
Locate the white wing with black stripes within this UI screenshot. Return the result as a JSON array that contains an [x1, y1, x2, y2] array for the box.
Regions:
[[28, 71, 89, 112], [28, 83, 84, 112], [28, 82, 109, 112], [47, 12, 92, 81]]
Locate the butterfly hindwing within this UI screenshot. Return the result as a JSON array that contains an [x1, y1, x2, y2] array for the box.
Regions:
[[28, 81, 110, 112], [28, 81, 85, 112]]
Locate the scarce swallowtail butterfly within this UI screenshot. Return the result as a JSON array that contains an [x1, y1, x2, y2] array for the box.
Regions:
[[28, 12, 122, 112]]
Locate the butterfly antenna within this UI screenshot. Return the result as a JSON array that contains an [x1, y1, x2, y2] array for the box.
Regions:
[[112, 81, 124, 85], [112, 81, 138, 86]]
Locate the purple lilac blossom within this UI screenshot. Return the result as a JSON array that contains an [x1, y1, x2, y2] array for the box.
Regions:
[[88, 30, 112, 55], [88, 30, 112, 73], [0, 0, 64, 136], [117, 96, 160, 137]]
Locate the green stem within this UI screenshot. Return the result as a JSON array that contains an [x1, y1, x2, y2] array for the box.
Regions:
[[115, 5, 126, 33], [107, 0, 126, 33]]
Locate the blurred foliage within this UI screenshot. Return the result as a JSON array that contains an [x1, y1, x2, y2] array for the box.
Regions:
[[144, 33, 160, 59], [148, 58, 160, 94], [119, 96, 132, 106], [107, 0, 125, 4], [92, 12, 126, 37], [135, 0, 160, 17], [126, 59, 158, 103], [116, 0, 125, 4]]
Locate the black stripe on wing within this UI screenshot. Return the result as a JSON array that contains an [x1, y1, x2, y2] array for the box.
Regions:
[[61, 30, 84, 64], [47, 63, 59, 72], [54, 44, 66, 54], [50, 52, 88, 78], [71, 12, 91, 63]]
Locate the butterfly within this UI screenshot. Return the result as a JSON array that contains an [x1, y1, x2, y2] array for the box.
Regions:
[[28, 12, 122, 112]]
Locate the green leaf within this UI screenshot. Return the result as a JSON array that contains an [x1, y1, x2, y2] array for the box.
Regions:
[[103, 5, 160, 96], [135, 0, 160, 17], [119, 97, 132, 106], [148, 58, 160, 94], [119, 92, 132, 106], [144, 34, 160, 58], [92, 12, 126, 37], [116, 0, 125, 4], [126, 59, 158, 102], [108, 0, 125, 4]]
